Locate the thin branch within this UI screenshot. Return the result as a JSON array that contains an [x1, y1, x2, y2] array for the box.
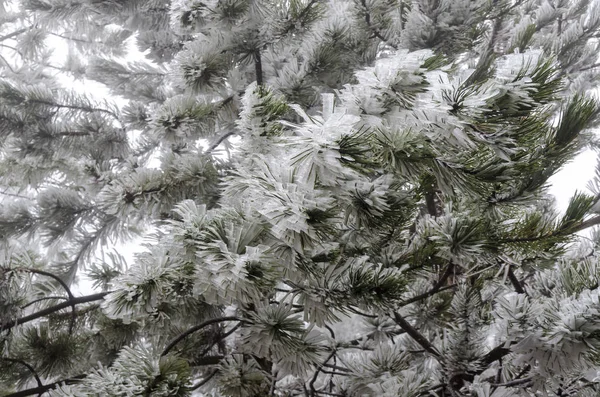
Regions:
[[321, 363, 350, 373], [1, 358, 43, 388], [491, 377, 533, 387], [161, 317, 243, 357], [309, 351, 336, 397], [0, 189, 33, 200], [18, 267, 76, 332], [190, 369, 219, 390], [392, 312, 440, 357], [3, 374, 86, 397], [507, 267, 526, 294], [500, 215, 600, 244], [359, 0, 398, 49], [0, 28, 28, 42], [25, 98, 120, 121], [581, 62, 600, 72], [205, 131, 236, 154], [198, 322, 242, 357], [189, 355, 226, 367], [398, 263, 455, 307], [1, 292, 109, 331], [21, 295, 68, 309], [397, 284, 457, 307], [254, 49, 263, 86], [0, 52, 17, 74]]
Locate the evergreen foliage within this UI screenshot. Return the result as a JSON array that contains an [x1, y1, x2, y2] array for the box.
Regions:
[[2, 0, 600, 396]]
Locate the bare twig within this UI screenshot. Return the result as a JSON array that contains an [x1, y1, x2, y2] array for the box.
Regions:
[[0, 28, 28, 42], [205, 131, 236, 154], [198, 322, 242, 357], [254, 49, 263, 86], [190, 369, 219, 390], [2, 374, 86, 397], [161, 317, 244, 357], [392, 312, 440, 357], [1, 292, 109, 331], [18, 267, 77, 333], [359, 0, 398, 49], [1, 358, 43, 388], [507, 267, 526, 295]]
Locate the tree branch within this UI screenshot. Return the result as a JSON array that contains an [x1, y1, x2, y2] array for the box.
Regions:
[[190, 369, 219, 390], [161, 316, 244, 357], [392, 312, 440, 357], [198, 322, 242, 357], [1, 358, 43, 389], [0, 28, 28, 42], [2, 374, 86, 397], [500, 215, 600, 244], [398, 264, 456, 307], [205, 131, 236, 154], [1, 292, 109, 331], [359, 0, 398, 49], [507, 267, 526, 294], [17, 267, 76, 332], [254, 49, 263, 86]]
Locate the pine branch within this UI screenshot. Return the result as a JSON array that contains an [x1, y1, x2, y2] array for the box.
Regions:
[[3, 374, 86, 397], [26, 98, 120, 121], [198, 322, 242, 357], [1, 358, 43, 389], [190, 369, 219, 390], [161, 317, 244, 357], [392, 312, 440, 357], [0, 52, 17, 74], [17, 267, 76, 332], [491, 376, 533, 387], [189, 355, 226, 367], [0, 28, 29, 42], [358, 0, 398, 49], [507, 267, 526, 295], [205, 131, 236, 154], [398, 264, 456, 307], [254, 49, 264, 86], [1, 292, 109, 331], [309, 351, 336, 397], [21, 295, 68, 309], [499, 215, 600, 244]]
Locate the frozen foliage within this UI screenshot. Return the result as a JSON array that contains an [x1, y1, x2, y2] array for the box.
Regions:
[[2, 0, 600, 396]]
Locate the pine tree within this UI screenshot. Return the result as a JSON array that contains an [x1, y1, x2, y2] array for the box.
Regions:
[[3, 0, 600, 396]]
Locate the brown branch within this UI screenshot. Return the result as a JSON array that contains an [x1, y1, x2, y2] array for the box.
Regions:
[[190, 369, 219, 390], [309, 351, 337, 397], [358, 0, 398, 49], [1, 358, 43, 388], [26, 99, 120, 121], [254, 49, 263, 86], [392, 312, 440, 357], [491, 377, 533, 387], [189, 355, 226, 367], [1, 292, 109, 331], [21, 295, 68, 309], [507, 267, 526, 294], [0, 28, 29, 42], [205, 131, 236, 154], [198, 322, 242, 357], [17, 267, 76, 332], [398, 284, 456, 307], [398, 264, 456, 307], [3, 374, 86, 397], [161, 317, 243, 357]]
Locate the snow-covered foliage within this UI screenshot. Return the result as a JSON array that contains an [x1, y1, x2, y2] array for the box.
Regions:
[[2, 0, 600, 396]]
